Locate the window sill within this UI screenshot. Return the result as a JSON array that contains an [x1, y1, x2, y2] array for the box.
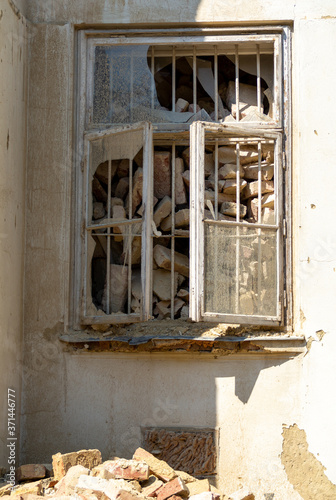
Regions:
[[60, 321, 306, 356]]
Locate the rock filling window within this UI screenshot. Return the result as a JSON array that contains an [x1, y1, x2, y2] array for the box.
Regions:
[[78, 30, 290, 327]]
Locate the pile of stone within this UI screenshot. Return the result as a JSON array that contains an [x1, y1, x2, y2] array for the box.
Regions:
[[1, 448, 254, 500], [90, 137, 274, 318]]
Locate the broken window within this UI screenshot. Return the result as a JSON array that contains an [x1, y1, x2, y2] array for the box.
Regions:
[[77, 29, 290, 327]]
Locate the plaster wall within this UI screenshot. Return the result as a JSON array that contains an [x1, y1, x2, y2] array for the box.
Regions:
[[0, 0, 27, 468], [17, 0, 336, 498]]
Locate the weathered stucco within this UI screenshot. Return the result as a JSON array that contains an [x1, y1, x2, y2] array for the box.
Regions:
[[0, 0, 335, 497], [0, 0, 27, 469]]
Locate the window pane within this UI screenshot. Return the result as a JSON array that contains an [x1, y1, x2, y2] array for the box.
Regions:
[[204, 223, 277, 317]]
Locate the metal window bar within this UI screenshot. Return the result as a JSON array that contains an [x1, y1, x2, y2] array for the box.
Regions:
[[214, 139, 219, 220], [193, 46, 197, 112], [130, 49, 134, 122], [256, 44, 261, 115], [151, 46, 155, 111], [214, 45, 218, 121], [128, 157, 133, 314], [172, 47, 176, 112], [171, 143, 176, 319], [106, 158, 112, 315], [235, 142, 240, 314], [257, 140, 262, 313], [235, 45, 240, 122]]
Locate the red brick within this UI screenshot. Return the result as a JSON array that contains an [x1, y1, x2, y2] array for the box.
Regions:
[[16, 464, 46, 482], [156, 477, 188, 500]]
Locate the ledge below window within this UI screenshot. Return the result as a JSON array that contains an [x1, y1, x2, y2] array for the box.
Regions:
[[60, 321, 306, 356]]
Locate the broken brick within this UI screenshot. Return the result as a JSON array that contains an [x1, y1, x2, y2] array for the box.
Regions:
[[156, 477, 189, 500], [52, 449, 102, 481], [132, 448, 176, 482], [16, 464, 47, 483]]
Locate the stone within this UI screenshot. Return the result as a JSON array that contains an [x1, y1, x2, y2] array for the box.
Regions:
[[226, 80, 263, 119], [91, 460, 148, 481], [153, 196, 172, 228], [187, 480, 211, 497], [131, 269, 142, 301], [182, 148, 190, 167], [243, 162, 274, 181], [112, 205, 126, 242], [95, 161, 118, 185], [238, 148, 259, 166], [182, 170, 190, 187], [154, 300, 171, 319], [228, 488, 254, 500], [132, 448, 176, 482], [141, 476, 163, 497], [137, 197, 158, 217], [177, 288, 189, 301], [187, 109, 212, 123], [153, 245, 189, 277], [115, 177, 129, 200], [92, 178, 108, 203], [153, 269, 178, 301], [204, 153, 215, 177], [242, 180, 274, 200], [218, 164, 244, 180], [131, 297, 141, 314], [161, 209, 189, 232], [188, 104, 201, 113], [175, 158, 187, 205], [154, 152, 171, 199], [216, 146, 237, 165], [261, 192, 275, 208], [180, 305, 189, 318], [16, 464, 47, 483], [220, 201, 247, 218], [93, 202, 106, 220], [10, 480, 43, 497], [204, 209, 235, 222], [175, 98, 189, 112], [103, 265, 128, 313], [55, 465, 90, 496], [205, 179, 225, 192], [222, 179, 247, 195], [261, 207, 275, 224], [247, 198, 259, 221], [173, 298, 185, 315], [117, 159, 130, 178], [52, 450, 102, 481], [205, 191, 236, 206], [156, 477, 188, 500], [0, 484, 11, 497], [189, 494, 220, 500], [131, 168, 143, 215], [111, 197, 124, 208], [174, 471, 196, 484], [75, 475, 140, 500]]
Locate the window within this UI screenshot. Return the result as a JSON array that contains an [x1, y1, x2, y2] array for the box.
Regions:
[[74, 28, 291, 329]]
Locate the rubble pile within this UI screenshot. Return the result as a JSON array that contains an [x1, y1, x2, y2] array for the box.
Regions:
[[1, 448, 255, 500], [90, 135, 275, 319]]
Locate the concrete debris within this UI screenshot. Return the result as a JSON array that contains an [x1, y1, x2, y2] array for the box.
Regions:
[[8, 448, 259, 500]]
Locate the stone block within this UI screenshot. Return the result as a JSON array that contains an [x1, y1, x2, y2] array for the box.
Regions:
[[153, 196, 172, 228], [55, 465, 90, 496], [226, 81, 263, 119], [228, 488, 254, 500], [91, 460, 148, 481], [156, 477, 188, 500], [161, 209, 189, 232], [95, 161, 118, 185], [242, 180, 274, 200], [174, 471, 196, 484], [154, 152, 171, 199], [218, 164, 244, 180], [117, 159, 130, 178], [131, 168, 143, 215], [188, 104, 201, 113], [177, 289, 189, 301], [222, 179, 247, 195], [216, 146, 237, 165], [75, 475, 140, 500], [204, 153, 215, 177], [243, 162, 274, 181], [115, 177, 129, 200], [187, 480, 211, 497], [141, 476, 163, 497], [189, 493, 220, 500], [205, 191, 236, 206], [182, 148, 190, 168], [10, 480, 43, 497], [93, 178, 108, 203], [16, 465, 47, 483], [52, 450, 102, 481], [175, 98, 189, 112], [220, 201, 247, 218], [103, 265, 128, 313], [261, 192, 275, 209], [175, 158, 187, 205], [261, 207, 275, 224], [153, 269, 178, 301], [180, 304, 189, 318], [132, 448, 176, 482], [153, 245, 189, 277], [93, 202, 106, 220], [182, 170, 190, 187]]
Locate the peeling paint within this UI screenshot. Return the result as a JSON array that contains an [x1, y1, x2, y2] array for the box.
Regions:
[[305, 329, 326, 355], [282, 424, 336, 499]]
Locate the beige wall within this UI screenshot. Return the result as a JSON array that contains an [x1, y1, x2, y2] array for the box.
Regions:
[[8, 0, 336, 498], [0, 0, 27, 468]]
